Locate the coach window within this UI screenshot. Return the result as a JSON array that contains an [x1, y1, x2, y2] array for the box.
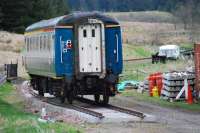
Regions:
[[33, 37, 35, 50], [45, 35, 48, 50], [25, 38, 27, 51], [29, 37, 31, 51], [41, 36, 43, 50], [34, 37, 36, 50], [83, 29, 87, 37], [26, 38, 29, 52], [41, 35, 44, 50], [31, 37, 33, 51], [35, 36, 37, 50], [46, 35, 49, 50], [28, 38, 30, 52], [29, 38, 31, 52], [36, 37, 38, 50], [47, 35, 50, 51], [40, 36, 42, 50], [92, 29, 95, 37], [33, 36, 36, 51], [38, 36, 40, 50], [25, 38, 27, 46]]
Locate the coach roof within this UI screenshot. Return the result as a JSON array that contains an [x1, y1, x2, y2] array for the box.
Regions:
[[25, 12, 119, 32]]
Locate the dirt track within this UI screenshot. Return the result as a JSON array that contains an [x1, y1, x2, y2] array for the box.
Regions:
[[85, 96, 200, 133]]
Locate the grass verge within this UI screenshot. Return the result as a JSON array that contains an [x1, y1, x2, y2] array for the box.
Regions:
[[0, 83, 81, 133], [121, 90, 200, 112], [121, 59, 191, 81]]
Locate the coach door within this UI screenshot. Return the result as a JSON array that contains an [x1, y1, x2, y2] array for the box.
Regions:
[[78, 24, 102, 73]]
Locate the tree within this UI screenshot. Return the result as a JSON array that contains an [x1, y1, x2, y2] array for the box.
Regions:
[[67, 0, 182, 12], [173, 0, 200, 43], [0, 6, 3, 29], [1, 0, 69, 33]]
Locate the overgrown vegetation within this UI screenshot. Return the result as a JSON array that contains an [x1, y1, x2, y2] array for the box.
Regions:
[[122, 90, 200, 112], [0, 83, 81, 133]]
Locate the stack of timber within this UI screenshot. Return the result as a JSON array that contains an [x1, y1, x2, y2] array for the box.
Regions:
[[161, 72, 195, 100]]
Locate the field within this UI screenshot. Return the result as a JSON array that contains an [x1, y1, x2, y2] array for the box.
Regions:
[[0, 83, 81, 133], [108, 11, 193, 46], [107, 11, 175, 23]]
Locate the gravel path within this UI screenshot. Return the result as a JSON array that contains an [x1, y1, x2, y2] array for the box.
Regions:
[[85, 95, 200, 133]]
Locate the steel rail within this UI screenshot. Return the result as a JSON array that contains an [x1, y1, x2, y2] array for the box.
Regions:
[[29, 90, 104, 119], [76, 96, 145, 119]]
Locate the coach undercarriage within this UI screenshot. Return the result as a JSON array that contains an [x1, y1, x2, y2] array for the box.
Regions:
[[30, 75, 117, 104]]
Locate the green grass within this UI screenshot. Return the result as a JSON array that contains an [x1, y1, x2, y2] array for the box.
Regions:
[[180, 43, 194, 50], [121, 43, 194, 81], [121, 59, 187, 81], [123, 44, 153, 59], [122, 90, 200, 112], [0, 83, 81, 133]]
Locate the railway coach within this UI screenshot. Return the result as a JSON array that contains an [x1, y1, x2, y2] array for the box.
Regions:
[[23, 12, 123, 104]]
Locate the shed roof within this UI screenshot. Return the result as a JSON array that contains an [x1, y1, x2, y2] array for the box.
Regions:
[[26, 12, 119, 32]]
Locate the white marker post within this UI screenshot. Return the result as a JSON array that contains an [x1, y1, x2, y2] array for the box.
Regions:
[[176, 78, 188, 100]]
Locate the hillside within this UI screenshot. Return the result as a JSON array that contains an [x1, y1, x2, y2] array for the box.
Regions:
[[0, 31, 25, 77], [67, 0, 181, 12], [107, 11, 192, 46], [0, 31, 24, 53], [106, 11, 175, 23]]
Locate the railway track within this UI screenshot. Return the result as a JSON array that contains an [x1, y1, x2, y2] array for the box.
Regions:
[[29, 90, 104, 119], [29, 89, 145, 120], [76, 96, 146, 119]]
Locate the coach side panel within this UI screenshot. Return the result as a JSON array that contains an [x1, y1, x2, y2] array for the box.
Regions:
[[54, 28, 74, 78], [105, 26, 123, 75], [24, 31, 56, 77]]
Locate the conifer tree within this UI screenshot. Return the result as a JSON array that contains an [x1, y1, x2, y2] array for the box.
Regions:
[[1, 0, 69, 33]]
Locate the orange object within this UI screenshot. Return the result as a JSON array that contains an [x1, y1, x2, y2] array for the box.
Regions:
[[148, 74, 156, 96], [187, 84, 193, 104], [148, 72, 163, 96], [155, 73, 163, 96]]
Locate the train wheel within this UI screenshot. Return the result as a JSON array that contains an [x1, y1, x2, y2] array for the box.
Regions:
[[102, 94, 109, 105], [36, 78, 44, 96], [67, 91, 74, 104], [60, 91, 66, 104], [94, 94, 100, 103], [102, 87, 110, 105], [60, 83, 66, 103], [38, 84, 44, 96], [60, 96, 65, 103]]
